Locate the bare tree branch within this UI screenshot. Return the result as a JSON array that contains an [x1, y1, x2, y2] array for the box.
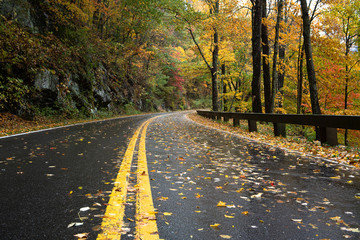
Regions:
[[188, 27, 212, 71]]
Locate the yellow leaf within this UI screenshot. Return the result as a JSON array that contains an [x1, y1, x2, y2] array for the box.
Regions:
[[163, 212, 172, 216], [210, 223, 220, 229], [241, 211, 248, 215], [225, 215, 235, 218], [330, 216, 341, 221], [217, 201, 227, 207], [195, 193, 203, 198], [330, 176, 341, 179], [220, 235, 232, 239], [236, 188, 244, 193]]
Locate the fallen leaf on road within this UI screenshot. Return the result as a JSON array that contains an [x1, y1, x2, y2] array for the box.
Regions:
[[330, 216, 341, 221], [92, 225, 101, 231], [74, 233, 89, 239], [80, 207, 90, 212], [220, 235, 232, 239], [67, 222, 83, 228], [156, 196, 168, 201], [341, 227, 360, 233], [250, 193, 263, 199], [210, 223, 220, 229], [217, 201, 226, 207], [227, 205, 236, 208], [195, 193, 203, 198]]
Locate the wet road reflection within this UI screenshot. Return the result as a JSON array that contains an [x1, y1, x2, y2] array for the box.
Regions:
[[147, 112, 360, 240]]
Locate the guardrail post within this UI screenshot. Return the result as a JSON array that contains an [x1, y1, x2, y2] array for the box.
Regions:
[[224, 115, 229, 122], [319, 127, 338, 146], [274, 123, 286, 137], [233, 118, 239, 127], [248, 120, 257, 132], [325, 128, 338, 146], [327, 128, 338, 146]]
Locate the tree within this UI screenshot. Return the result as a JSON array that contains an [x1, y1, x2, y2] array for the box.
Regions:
[[271, 0, 284, 113], [325, 0, 360, 145], [261, 0, 272, 113], [251, 0, 262, 113], [185, 0, 220, 111], [299, 0, 321, 115]]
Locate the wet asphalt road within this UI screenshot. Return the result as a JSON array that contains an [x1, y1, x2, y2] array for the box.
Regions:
[[0, 114, 157, 239], [1, 111, 359, 239]]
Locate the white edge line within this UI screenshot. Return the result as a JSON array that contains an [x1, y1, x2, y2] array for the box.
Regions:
[[185, 113, 357, 170], [0, 113, 161, 140]]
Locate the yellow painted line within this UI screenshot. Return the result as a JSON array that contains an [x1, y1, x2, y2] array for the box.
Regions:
[[97, 116, 160, 239], [97, 121, 144, 239], [136, 119, 160, 240]]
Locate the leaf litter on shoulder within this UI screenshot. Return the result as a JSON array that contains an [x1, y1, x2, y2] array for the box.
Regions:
[[188, 113, 360, 169]]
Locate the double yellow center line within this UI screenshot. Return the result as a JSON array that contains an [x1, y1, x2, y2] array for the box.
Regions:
[[97, 117, 159, 240]]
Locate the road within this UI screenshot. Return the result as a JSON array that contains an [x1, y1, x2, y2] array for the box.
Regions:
[[0, 111, 359, 239]]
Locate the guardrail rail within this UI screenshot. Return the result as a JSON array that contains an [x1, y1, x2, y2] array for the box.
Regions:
[[197, 110, 360, 146]]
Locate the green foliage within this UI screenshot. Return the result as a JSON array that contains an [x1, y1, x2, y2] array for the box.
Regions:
[[123, 103, 141, 115], [191, 97, 212, 109], [0, 77, 29, 111]]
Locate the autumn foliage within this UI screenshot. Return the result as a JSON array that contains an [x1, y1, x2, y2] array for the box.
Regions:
[[0, 0, 359, 146]]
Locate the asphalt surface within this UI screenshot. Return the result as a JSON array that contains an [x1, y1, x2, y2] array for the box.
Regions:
[[0, 114, 157, 239], [1, 111, 359, 239]]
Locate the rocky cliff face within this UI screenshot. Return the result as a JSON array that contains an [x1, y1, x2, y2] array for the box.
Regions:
[[0, 0, 138, 119], [0, 0, 36, 31]]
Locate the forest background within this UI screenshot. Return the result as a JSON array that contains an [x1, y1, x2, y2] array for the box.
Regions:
[[0, 0, 359, 146]]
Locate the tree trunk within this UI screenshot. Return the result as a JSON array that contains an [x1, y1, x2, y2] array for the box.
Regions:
[[344, 30, 351, 146], [271, 0, 284, 113], [261, 0, 271, 113], [278, 1, 288, 109], [211, 0, 220, 111], [300, 0, 321, 115], [251, 0, 262, 113], [188, 1, 219, 111], [222, 64, 228, 111], [297, 42, 305, 114]]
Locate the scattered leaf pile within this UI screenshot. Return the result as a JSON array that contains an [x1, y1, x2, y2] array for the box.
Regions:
[[0, 112, 86, 137], [188, 113, 360, 169]]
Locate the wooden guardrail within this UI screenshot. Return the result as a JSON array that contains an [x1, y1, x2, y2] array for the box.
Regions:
[[197, 110, 360, 146]]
